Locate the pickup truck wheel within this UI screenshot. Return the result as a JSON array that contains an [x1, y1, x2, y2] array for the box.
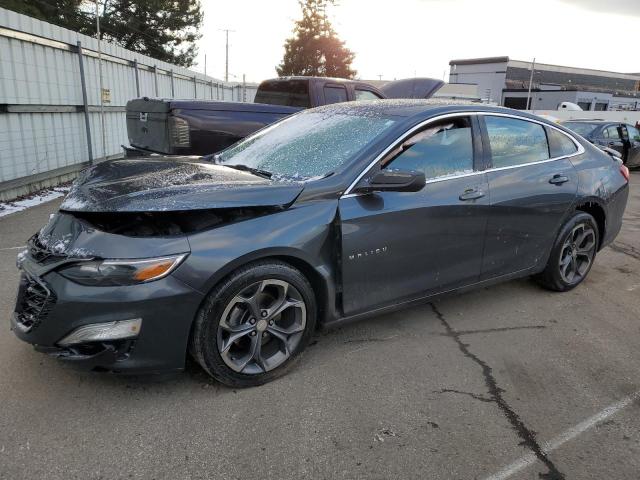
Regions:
[[535, 212, 599, 292], [190, 260, 316, 387]]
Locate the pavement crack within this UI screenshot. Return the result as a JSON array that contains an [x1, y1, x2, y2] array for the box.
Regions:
[[430, 303, 565, 480], [435, 388, 494, 403], [343, 336, 395, 345], [454, 325, 547, 336], [609, 242, 640, 261]]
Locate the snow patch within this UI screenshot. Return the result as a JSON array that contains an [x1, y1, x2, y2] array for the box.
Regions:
[[0, 187, 69, 218]]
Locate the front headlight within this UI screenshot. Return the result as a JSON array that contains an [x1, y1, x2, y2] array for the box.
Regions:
[[58, 254, 188, 286]]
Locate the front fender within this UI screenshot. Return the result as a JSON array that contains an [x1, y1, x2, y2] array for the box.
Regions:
[[174, 200, 339, 303]]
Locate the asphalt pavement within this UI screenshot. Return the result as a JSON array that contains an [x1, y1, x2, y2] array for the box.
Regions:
[[0, 173, 639, 480]]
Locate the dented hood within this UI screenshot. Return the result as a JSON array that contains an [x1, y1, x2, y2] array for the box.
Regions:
[[60, 157, 304, 213]]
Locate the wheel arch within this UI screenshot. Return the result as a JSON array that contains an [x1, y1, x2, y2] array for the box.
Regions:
[[575, 199, 606, 249], [198, 247, 335, 325]]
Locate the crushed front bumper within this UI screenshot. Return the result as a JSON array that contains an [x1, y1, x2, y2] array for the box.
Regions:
[[11, 254, 205, 374]]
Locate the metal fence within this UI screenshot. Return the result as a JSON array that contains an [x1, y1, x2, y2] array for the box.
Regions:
[[0, 7, 258, 200]]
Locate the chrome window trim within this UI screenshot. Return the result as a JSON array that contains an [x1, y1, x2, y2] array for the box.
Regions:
[[341, 111, 585, 197]]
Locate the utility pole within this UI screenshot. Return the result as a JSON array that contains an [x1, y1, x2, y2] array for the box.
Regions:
[[220, 29, 235, 82], [377, 74, 383, 81], [95, 0, 106, 163], [526, 57, 536, 110], [242, 73, 246, 102], [204, 54, 207, 77]]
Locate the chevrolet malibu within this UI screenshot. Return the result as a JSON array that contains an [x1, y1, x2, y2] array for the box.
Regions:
[[12, 100, 629, 387]]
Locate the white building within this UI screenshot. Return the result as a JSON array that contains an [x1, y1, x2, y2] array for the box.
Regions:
[[449, 56, 640, 111]]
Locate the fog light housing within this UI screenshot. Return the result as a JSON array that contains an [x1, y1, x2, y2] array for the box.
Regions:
[[58, 318, 142, 347]]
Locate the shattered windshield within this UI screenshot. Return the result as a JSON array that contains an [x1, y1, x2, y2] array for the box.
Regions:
[[215, 110, 397, 180]]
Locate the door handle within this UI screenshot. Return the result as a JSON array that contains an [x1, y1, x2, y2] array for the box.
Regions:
[[459, 188, 485, 201], [549, 174, 569, 185]]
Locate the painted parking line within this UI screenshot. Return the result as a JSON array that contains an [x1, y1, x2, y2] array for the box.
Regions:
[[483, 390, 640, 480], [0, 246, 26, 251]]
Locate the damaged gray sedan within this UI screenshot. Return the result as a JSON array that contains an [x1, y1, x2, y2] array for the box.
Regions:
[[12, 100, 629, 386]]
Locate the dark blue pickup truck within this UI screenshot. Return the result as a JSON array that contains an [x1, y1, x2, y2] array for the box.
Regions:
[[126, 76, 444, 156]]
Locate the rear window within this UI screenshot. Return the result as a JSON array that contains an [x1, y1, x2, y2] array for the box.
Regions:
[[562, 122, 600, 137], [355, 89, 383, 101], [324, 85, 348, 104], [254, 80, 311, 108]]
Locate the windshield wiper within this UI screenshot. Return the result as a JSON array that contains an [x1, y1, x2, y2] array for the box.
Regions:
[[209, 154, 273, 179], [223, 163, 273, 179]]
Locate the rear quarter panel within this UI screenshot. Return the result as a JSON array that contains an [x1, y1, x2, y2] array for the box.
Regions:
[[569, 139, 629, 248]]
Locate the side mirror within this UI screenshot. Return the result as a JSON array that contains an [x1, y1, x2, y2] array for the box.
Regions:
[[354, 169, 426, 193]]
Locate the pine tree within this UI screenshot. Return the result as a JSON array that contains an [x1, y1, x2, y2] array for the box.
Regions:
[[0, 0, 86, 31], [277, 0, 356, 79], [0, 0, 203, 67], [89, 0, 203, 67]]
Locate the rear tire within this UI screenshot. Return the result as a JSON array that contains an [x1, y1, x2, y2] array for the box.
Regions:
[[535, 212, 599, 292], [190, 260, 316, 387]]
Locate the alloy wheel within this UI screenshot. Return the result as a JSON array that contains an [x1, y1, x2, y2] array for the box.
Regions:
[[558, 223, 596, 285], [217, 279, 307, 374]]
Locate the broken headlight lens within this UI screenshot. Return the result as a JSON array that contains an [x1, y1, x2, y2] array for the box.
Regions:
[[58, 254, 187, 286]]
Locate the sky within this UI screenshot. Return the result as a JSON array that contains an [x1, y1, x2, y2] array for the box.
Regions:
[[193, 0, 640, 83]]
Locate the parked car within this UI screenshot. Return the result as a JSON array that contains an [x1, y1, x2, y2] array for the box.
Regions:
[[13, 101, 629, 386], [125, 76, 444, 156], [562, 120, 640, 167]]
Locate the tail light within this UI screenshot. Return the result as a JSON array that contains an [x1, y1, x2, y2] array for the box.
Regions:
[[169, 116, 191, 148], [620, 164, 630, 182]]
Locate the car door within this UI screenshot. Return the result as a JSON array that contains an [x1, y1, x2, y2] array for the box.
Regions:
[[339, 115, 489, 315], [479, 115, 579, 280], [603, 124, 625, 158], [622, 125, 640, 167]]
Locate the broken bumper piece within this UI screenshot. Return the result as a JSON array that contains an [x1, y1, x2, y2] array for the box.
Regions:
[[12, 254, 204, 374]]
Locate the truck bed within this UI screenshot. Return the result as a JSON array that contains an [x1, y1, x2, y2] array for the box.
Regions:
[[126, 98, 300, 156]]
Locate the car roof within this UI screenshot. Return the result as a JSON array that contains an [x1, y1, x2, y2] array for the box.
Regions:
[[307, 99, 554, 124]]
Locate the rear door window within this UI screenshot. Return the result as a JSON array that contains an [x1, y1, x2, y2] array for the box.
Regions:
[[605, 125, 621, 139], [383, 117, 474, 180], [547, 128, 578, 157], [324, 85, 348, 104], [484, 116, 549, 168]]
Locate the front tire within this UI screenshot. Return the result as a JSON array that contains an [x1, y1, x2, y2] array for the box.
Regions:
[[535, 212, 599, 292], [190, 260, 316, 387]]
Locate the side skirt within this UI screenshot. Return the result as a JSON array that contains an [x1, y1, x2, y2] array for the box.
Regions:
[[320, 265, 539, 331]]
